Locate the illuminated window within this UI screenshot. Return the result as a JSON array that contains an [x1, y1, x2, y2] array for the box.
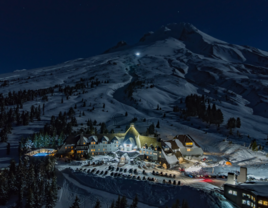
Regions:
[[71, 150, 74, 153], [83, 142, 85, 145], [116, 145, 118, 147], [98, 149, 100, 151], [117, 141, 118, 143], [103, 149, 105, 151], [233, 191, 237, 196], [258, 200, 263, 205], [150, 152, 152, 155], [247, 201, 250, 206], [264, 201, 268, 206], [242, 200, 246, 205], [155, 148, 157, 151], [153, 153, 157, 155], [247, 194, 251, 199], [160, 162, 161, 164], [159, 151, 161, 154], [146, 152, 148, 154], [92, 153, 94, 155], [242, 193, 247, 197], [186, 142, 193, 146], [68, 146, 70, 148], [159, 155, 161, 157], [140, 150, 142, 153], [65, 147, 67, 149], [187, 148, 191, 152], [71, 146, 73, 149], [228, 190, 233, 195], [143, 151, 145, 154]]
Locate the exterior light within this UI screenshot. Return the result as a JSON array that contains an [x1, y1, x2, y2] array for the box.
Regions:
[[135, 52, 140, 56]]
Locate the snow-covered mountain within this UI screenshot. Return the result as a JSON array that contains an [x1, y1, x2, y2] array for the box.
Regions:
[[1, 21, 268, 208]]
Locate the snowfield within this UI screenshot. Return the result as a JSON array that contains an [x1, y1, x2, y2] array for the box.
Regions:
[[1, 22, 268, 207]]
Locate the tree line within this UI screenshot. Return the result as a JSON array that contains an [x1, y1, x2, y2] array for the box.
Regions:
[[70, 194, 190, 208], [184, 94, 224, 126], [0, 157, 57, 207]]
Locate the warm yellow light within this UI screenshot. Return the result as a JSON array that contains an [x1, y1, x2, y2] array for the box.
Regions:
[[187, 148, 191, 152], [186, 142, 193, 146]]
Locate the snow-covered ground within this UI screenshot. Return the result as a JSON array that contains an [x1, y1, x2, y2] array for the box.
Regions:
[[1, 22, 268, 207]]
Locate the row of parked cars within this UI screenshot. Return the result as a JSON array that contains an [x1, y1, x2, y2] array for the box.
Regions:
[[184, 172, 227, 179], [108, 166, 140, 174], [152, 171, 176, 178]]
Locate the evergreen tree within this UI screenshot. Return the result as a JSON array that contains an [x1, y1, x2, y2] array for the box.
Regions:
[[120, 196, 127, 208], [181, 200, 189, 208], [74, 104, 77, 109], [94, 199, 101, 208], [61, 97, 63, 103], [43, 103, 45, 115], [130, 195, 138, 208], [227, 117, 236, 129], [103, 103, 105, 109], [171, 199, 180, 208], [6, 143, 10, 155], [25, 188, 35, 208], [115, 196, 121, 208], [236, 117, 241, 128], [156, 120, 160, 128], [82, 111, 85, 116], [70, 196, 80, 208], [125, 112, 128, 116], [110, 201, 115, 208]]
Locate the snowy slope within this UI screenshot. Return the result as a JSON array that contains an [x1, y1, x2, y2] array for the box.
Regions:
[[1, 21, 268, 207]]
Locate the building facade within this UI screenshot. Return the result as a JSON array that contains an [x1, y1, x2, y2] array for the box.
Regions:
[[224, 182, 268, 208], [58, 124, 202, 169]]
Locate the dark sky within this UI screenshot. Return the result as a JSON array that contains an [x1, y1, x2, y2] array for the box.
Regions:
[[1, 0, 268, 74]]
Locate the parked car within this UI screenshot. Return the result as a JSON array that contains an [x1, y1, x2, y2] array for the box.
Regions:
[[104, 171, 108, 175], [116, 167, 119, 171], [124, 169, 127, 172], [129, 168, 133, 173], [120, 168, 123, 172], [91, 168, 96, 173], [100, 171, 103, 175]]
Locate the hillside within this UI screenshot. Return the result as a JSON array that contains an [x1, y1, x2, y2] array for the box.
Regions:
[[1, 22, 268, 207]]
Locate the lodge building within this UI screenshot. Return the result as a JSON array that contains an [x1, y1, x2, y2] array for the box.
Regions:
[[58, 124, 203, 169], [224, 182, 268, 208]]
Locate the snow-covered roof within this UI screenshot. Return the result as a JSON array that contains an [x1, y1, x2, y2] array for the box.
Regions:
[[88, 135, 98, 142], [225, 182, 268, 197], [100, 136, 109, 142], [162, 150, 178, 165]]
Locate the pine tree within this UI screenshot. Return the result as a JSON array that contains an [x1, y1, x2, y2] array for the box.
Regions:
[[236, 117, 241, 128], [103, 103, 105, 108], [70, 196, 80, 208], [181, 200, 189, 208], [43, 103, 45, 115], [110, 201, 115, 208], [25, 188, 35, 208], [120, 196, 127, 208], [82, 111, 85, 116], [94, 199, 101, 208], [61, 97, 63, 103], [171, 199, 180, 208], [125, 112, 128, 116], [115, 196, 121, 208], [156, 120, 160, 128], [74, 104, 77, 109], [130, 195, 138, 208]]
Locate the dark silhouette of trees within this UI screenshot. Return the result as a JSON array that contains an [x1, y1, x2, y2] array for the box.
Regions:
[[185, 94, 223, 126]]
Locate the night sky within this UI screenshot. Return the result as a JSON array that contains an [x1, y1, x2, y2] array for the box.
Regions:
[[1, 0, 268, 74]]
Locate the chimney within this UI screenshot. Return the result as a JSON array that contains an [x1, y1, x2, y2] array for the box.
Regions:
[[237, 167, 247, 183]]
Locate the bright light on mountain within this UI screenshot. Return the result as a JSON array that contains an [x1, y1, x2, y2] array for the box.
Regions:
[[135, 52, 140, 56]]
